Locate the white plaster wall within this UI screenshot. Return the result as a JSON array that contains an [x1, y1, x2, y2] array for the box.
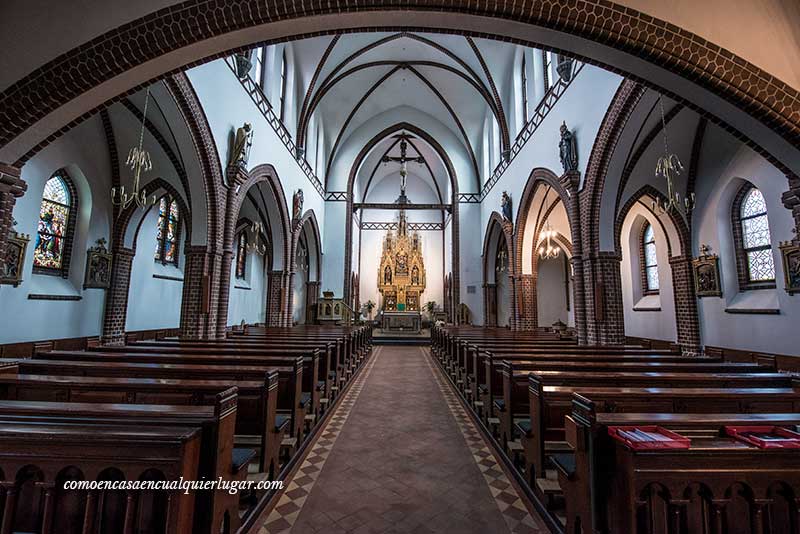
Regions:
[[459, 202, 484, 324], [125, 206, 185, 331], [620, 207, 678, 342], [537, 255, 572, 327], [0, 117, 112, 343], [481, 66, 622, 245], [693, 127, 800, 355], [187, 59, 327, 248], [227, 249, 267, 327]]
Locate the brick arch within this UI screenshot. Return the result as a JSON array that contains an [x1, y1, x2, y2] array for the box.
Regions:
[[343, 121, 459, 308], [119, 177, 191, 252], [513, 167, 573, 275], [614, 184, 691, 259], [2, 2, 799, 183], [614, 184, 700, 355], [482, 211, 514, 327], [239, 164, 291, 271], [292, 209, 322, 283]]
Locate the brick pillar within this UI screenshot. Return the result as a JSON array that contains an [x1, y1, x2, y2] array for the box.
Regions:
[[285, 271, 295, 327], [266, 270, 286, 327], [561, 170, 587, 344], [0, 163, 27, 264], [100, 247, 135, 345], [306, 280, 320, 324], [215, 166, 247, 338], [669, 255, 702, 355], [181, 246, 222, 339], [515, 274, 538, 330], [782, 175, 800, 245], [583, 253, 625, 345]]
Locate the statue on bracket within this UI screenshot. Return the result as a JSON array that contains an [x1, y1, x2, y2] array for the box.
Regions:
[[229, 123, 253, 169], [559, 121, 578, 173], [84, 238, 112, 289], [501, 191, 513, 223], [292, 189, 304, 221]]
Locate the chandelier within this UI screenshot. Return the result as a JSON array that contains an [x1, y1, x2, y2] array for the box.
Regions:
[[246, 222, 268, 256], [539, 222, 560, 260], [112, 88, 157, 211], [652, 98, 695, 216]]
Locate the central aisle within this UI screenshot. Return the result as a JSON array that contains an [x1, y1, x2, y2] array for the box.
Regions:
[[260, 346, 546, 533]]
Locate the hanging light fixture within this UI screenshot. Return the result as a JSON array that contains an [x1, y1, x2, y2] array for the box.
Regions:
[[246, 222, 268, 256], [539, 222, 560, 260], [111, 88, 158, 211], [652, 97, 695, 216]]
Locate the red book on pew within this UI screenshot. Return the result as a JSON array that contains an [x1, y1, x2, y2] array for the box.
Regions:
[[725, 426, 800, 449], [608, 426, 691, 450]]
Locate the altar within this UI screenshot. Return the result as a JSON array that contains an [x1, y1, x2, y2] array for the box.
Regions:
[[381, 311, 422, 333], [377, 210, 426, 313]]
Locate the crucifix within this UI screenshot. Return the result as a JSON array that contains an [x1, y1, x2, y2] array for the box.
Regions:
[[382, 133, 424, 204]]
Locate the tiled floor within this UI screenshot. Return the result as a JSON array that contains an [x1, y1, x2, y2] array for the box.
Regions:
[[259, 345, 547, 533]]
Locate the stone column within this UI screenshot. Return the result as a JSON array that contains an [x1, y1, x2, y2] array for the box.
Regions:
[[561, 170, 588, 344], [215, 165, 248, 338], [0, 163, 27, 264], [582, 253, 625, 345], [670, 255, 702, 356], [180, 246, 223, 339], [100, 247, 135, 345]]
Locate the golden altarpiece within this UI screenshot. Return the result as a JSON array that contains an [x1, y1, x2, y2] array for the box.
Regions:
[[377, 211, 426, 312]]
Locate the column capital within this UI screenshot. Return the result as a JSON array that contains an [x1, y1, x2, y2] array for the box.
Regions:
[[0, 163, 26, 197]]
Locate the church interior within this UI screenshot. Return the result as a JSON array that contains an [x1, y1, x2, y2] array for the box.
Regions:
[[0, 2, 799, 533]]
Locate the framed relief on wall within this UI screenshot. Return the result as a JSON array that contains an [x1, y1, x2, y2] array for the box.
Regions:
[[779, 242, 800, 295], [84, 238, 112, 289], [0, 227, 30, 288], [693, 247, 722, 298]]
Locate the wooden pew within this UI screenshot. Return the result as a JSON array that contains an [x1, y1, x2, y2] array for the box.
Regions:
[[522, 380, 800, 490], [0, 422, 201, 534], [0, 390, 243, 534], [0, 372, 284, 477], [562, 406, 800, 534], [34, 351, 313, 431]]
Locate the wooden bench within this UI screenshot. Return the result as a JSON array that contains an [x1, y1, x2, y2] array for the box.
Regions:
[[0, 422, 201, 534]]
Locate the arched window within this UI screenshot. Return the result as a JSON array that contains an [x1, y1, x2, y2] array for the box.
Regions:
[[236, 231, 247, 280], [279, 49, 288, 123], [641, 222, 659, 293], [543, 50, 554, 92], [154, 196, 180, 266], [733, 185, 775, 287], [521, 55, 529, 122], [33, 171, 77, 277]]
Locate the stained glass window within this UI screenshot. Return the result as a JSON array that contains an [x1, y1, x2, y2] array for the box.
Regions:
[[236, 232, 247, 279], [154, 196, 180, 266], [642, 223, 659, 292], [739, 187, 775, 282], [34, 173, 73, 273]]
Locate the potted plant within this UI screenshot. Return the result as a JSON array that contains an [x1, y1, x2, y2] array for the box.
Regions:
[[424, 301, 437, 321], [363, 300, 376, 322]]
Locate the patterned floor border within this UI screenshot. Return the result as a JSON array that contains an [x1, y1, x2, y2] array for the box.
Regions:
[[256, 346, 383, 533], [420, 347, 547, 534]]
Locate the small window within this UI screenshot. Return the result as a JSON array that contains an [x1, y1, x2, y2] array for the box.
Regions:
[[642, 222, 659, 293], [279, 49, 288, 123], [236, 232, 247, 280], [521, 55, 529, 121], [734, 185, 775, 286], [154, 196, 180, 266], [33, 171, 77, 277], [543, 50, 554, 92], [254, 46, 265, 88]]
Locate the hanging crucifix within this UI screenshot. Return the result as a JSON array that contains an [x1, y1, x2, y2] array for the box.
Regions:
[[382, 133, 425, 204]]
